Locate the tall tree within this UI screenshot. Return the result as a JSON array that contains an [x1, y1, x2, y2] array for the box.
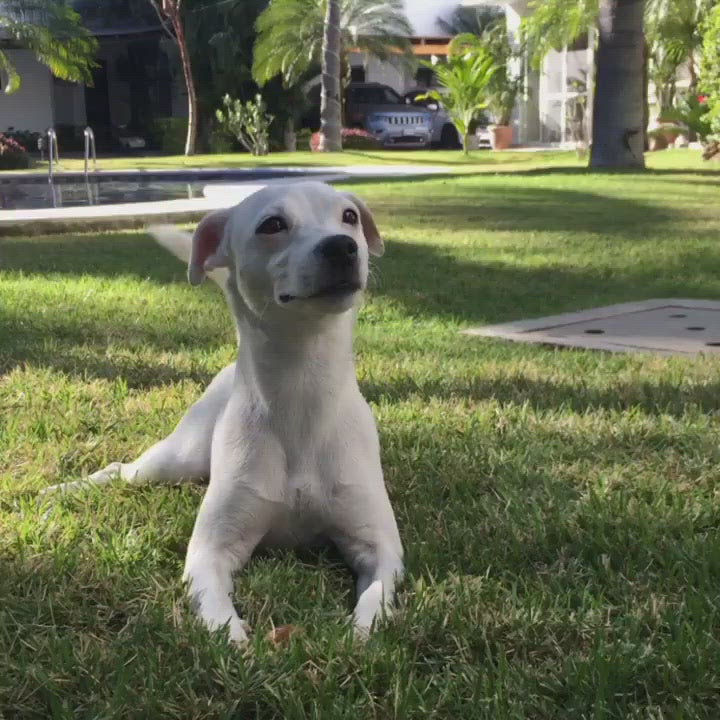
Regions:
[[319, 0, 341, 151], [252, 0, 414, 147], [590, 0, 646, 167], [149, 0, 197, 155], [0, 0, 97, 93], [522, 0, 646, 167]]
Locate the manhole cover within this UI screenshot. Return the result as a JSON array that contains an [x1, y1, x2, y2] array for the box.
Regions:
[[462, 299, 720, 355]]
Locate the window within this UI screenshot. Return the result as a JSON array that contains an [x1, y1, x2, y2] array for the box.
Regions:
[[350, 65, 366, 82], [415, 66, 435, 88]]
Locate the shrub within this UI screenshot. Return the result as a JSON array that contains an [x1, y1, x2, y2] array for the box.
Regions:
[[700, 5, 720, 140], [151, 117, 187, 154], [5, 129, 40, 152], [215, 94, 273, 156], [295, 128, 313, 151], [309, 128, 381, 152], [208, 126, 236, 154], [0, 133, 30, 169]]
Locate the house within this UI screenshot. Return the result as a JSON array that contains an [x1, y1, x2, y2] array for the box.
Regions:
[[0, 0, 185, 148], [346, 0, 459, 95], [459, 0, 596, 146], [354, 0, 596, 147]]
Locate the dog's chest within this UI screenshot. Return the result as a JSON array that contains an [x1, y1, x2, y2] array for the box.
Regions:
[[260, 468, 330, 548]]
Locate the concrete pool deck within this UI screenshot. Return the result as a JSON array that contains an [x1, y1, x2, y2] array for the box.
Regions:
[[0, 165, 448, 234]]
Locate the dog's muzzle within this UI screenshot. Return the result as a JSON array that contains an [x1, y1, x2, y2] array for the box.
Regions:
[[278, 235, 362, 304]]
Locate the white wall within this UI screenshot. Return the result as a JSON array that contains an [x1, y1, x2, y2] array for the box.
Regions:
[[403, 0, 456, 36], [0, 50, 53, 133]]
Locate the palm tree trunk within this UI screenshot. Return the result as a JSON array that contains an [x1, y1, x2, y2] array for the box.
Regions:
[[589, 0, 645, 168], [319, 0, 342, 152]]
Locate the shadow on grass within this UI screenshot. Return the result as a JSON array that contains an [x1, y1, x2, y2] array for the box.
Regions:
[[364, 372, 720, 418], [2, 182, 720, 394]]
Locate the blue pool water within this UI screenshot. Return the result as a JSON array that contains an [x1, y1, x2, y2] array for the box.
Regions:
[[0, 180, 207, 210], [0, 169, 319, 210]]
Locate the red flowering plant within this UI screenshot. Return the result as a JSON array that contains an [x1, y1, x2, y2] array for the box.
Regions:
[[0, 132, 30, 169], [663, 93, 712, 142], [309, 127, 381, 152]]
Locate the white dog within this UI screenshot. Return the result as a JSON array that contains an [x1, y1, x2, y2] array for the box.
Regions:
[[47, 181, 404, 643]]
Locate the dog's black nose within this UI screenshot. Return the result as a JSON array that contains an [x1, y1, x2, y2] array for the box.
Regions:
[[315, 235, 358, 266]]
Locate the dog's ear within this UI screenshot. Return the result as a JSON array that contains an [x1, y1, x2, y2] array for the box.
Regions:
[[189, 208, 232, 285], [342, 192, 384, 257]]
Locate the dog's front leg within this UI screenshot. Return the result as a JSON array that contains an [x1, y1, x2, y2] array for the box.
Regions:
[[183, 423, 282, 644], [331, 496, 404, 637], [183, 482, 274, 644]]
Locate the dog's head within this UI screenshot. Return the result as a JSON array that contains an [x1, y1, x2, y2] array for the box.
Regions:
[[189, 181, 382, 316]]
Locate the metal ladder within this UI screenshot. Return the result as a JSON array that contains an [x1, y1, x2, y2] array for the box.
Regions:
[[84, 126, 97, 176], [46, 128, 59, 181]]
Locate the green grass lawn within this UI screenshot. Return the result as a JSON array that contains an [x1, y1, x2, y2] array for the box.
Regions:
[[15, 147, 580, 175], [11, 145, 711, 176], [2, 156, 720, 718]]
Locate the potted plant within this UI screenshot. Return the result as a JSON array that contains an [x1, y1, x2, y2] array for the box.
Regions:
[[486, 75, 521, 150], [450, 25, 521, 150]]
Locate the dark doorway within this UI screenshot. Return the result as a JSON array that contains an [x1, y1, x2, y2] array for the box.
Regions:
[[85, 59, 111, 127]]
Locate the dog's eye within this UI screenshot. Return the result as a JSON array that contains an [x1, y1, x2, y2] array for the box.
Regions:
[[256, 216, 288, 234], [342, 208, 358, 226]]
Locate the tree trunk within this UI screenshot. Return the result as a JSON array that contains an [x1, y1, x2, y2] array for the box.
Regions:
[[642, 40, 649, 152], [589, 0, 645, 168], [171, 12, 196, 156], [319, 0, 342, 152], [158, 0, 196, 156], [283, 117, 297, 151]]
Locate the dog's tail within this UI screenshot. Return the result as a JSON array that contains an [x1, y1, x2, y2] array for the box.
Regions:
[[147, 224, 229, 288]]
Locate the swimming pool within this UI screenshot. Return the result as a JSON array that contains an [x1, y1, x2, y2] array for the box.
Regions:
[[0, 168, 323, 210]]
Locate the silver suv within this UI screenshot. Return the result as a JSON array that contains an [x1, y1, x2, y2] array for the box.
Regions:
[[403, 89, 491, 149], [345, 83, 433, 148]]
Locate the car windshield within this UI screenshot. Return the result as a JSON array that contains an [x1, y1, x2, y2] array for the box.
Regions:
[[380, 87, 401, 104], [352, 87, 402, 105]]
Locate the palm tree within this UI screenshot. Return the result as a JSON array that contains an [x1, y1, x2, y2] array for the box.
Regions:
[[437, 4, 505, 37], [252, 0, 414, 149], [319, 0, 341, 151], [590, 0, 646, 167], [0, 0, 97, 94], [523, 0, 646, 167]]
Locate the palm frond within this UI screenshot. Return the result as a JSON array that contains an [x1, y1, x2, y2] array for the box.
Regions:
[[0, 50, 20, 94], [0, 0, 98, 89], [253, 0, 414, 87]]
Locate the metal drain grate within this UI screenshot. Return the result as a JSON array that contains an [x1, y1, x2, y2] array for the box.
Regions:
[[462, 299, 720, 356]]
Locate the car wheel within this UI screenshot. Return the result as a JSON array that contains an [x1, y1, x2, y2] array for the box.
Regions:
[[440, 124, 460, 149]]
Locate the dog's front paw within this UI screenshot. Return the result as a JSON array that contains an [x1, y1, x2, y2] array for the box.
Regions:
[[353, 623, 372, 644], [228, 617, 251, 645]]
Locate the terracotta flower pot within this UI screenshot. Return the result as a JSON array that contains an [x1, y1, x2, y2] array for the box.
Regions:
[[648, 134, 668, 152], [489, 124, 513, 150], [656, 116, 680, 144]]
